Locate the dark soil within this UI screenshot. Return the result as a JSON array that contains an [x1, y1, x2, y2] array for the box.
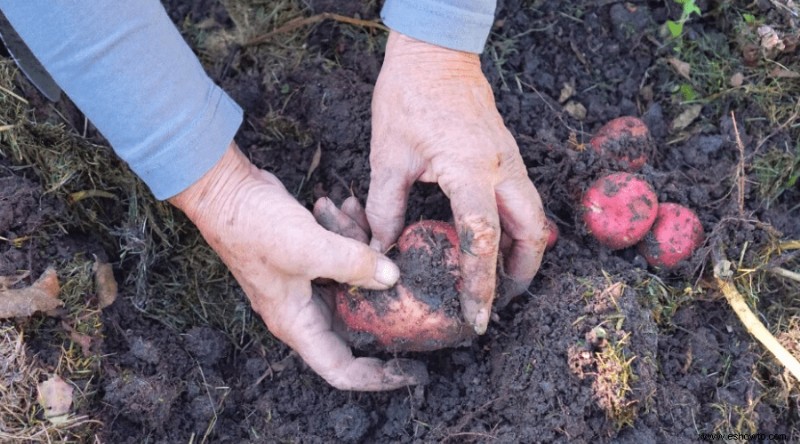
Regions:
[[2, 0, 799, 442]]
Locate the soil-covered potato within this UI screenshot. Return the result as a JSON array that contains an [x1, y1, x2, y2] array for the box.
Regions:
[[590, 116, 655, 171], [582, 172, 658, 250], [638, 203, 704, 269], [335, 220, 475, 352]]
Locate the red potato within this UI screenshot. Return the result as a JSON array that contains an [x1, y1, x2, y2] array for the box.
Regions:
[[637, 203, 704, 268], [590, 116, 654, 171], [545, 218, 559, 250], [582, 172, 658, 250], [335, 220, 474, 352]]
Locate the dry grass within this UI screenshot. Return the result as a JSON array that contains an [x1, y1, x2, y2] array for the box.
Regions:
[[0, 324, 99, 442], [0, 2, 340, 434], [0, 0, 324, 437], [722, 235, 800, 435], [659, 2, 800, 433]]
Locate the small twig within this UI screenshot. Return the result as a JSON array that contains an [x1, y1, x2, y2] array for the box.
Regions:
[[730, 111, 746, 217], [712, 244, 800, 382], [780, 240, 800, 251], [768, 267, 800, 283], [765, 248, 800, 270], [0, 84, 28, 104], [243, 12, 387, 47]]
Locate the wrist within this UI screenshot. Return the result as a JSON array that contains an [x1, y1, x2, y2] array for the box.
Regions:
[[385, 31, 481, 72], [168, 141, 253, 223]]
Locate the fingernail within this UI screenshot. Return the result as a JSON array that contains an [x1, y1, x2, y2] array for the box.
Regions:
[[386, 359, 430, 385], [374, 256, 400, 287], [474, 308, 490, 335]]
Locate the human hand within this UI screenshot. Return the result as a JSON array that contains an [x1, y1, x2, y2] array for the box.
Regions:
[[170, 142, 427, 390], [367, 32, 548, 334]]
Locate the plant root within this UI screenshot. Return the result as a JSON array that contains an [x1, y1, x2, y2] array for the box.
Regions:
[[244, 12, 387, 47], [712, 244, 800, 382]]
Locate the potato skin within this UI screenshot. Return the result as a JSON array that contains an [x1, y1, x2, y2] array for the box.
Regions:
[[582, 173, 658, 250], [335, 220, 474, 352], [590, 116, 653, 171], [397, 220, 460, 257], [545, 218, 558, 250], [638, 203, 704, 269]]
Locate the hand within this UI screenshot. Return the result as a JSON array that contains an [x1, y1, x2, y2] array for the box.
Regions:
[[367, 32, 548, 334], [170, 142, 427, 391]]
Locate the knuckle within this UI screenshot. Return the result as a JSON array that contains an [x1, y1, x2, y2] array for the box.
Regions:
[[326, 373, 354, 391], [336, 242, 374, 284], [458, 215, 500, 257]]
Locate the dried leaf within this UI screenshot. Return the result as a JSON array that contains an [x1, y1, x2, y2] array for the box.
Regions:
[[559, 82, 575, 103], [564, 101, 587, 121], [93, 261, 118, 309], [741, 43, 760, 67], [769, 66, 800, 78], [758, 25, 785, 52], [729, 72, 744, 87], [37, 375, 73, 422], [668, 57, 692, 80], [671, 104, 703, 131], [62, 321, 94, 355], [72, 332, 94, 355], [306, 144, 322, 181], [0, 267, 61, 319]]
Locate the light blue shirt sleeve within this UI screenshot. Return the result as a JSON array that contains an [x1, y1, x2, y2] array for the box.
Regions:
[[0, 1, 243, 200], [381, 0, 497, 53]]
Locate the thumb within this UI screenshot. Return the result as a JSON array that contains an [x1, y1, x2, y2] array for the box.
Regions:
[[310, 226, 401, 289], [365, 170, 410, 253]]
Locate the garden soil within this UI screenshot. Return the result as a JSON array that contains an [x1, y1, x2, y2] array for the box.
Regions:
[[2, 0, 799, 442]]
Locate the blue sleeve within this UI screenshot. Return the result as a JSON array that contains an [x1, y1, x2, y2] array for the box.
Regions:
[[0, 1, 243, 200], [381, 0, 496, 53]]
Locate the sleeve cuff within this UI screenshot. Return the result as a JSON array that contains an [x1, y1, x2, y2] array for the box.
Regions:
[[381, 0, 496, 54], [131, 83, 243, 200]]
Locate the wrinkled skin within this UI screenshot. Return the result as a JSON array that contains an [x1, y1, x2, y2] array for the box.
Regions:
[[170, 143, 427, 391], [367, 32, 548, 334]]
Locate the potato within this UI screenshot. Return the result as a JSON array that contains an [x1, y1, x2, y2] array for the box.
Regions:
[[582, 172, 658, 250], [637, 203, 704, 268], [545, 218, 558, 250], [590, 116, 654, 171], [335, 220, 474, 352]]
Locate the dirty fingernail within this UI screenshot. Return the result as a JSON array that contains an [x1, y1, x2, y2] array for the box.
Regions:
[[474, 308, 490, 335], [374, 256, 399, 287], [386, 359, 429, 385]]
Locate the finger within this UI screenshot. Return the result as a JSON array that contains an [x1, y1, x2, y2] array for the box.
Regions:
[[499, 230, 513, 256], [495, 174, 548, 298], [308, 226, 400, 289], [443, 177, 501, 335], [341, 196, 371, 235], [273, 290, 428, 391], [313, 197, 369, 244], [366, 169, 410, 253]]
